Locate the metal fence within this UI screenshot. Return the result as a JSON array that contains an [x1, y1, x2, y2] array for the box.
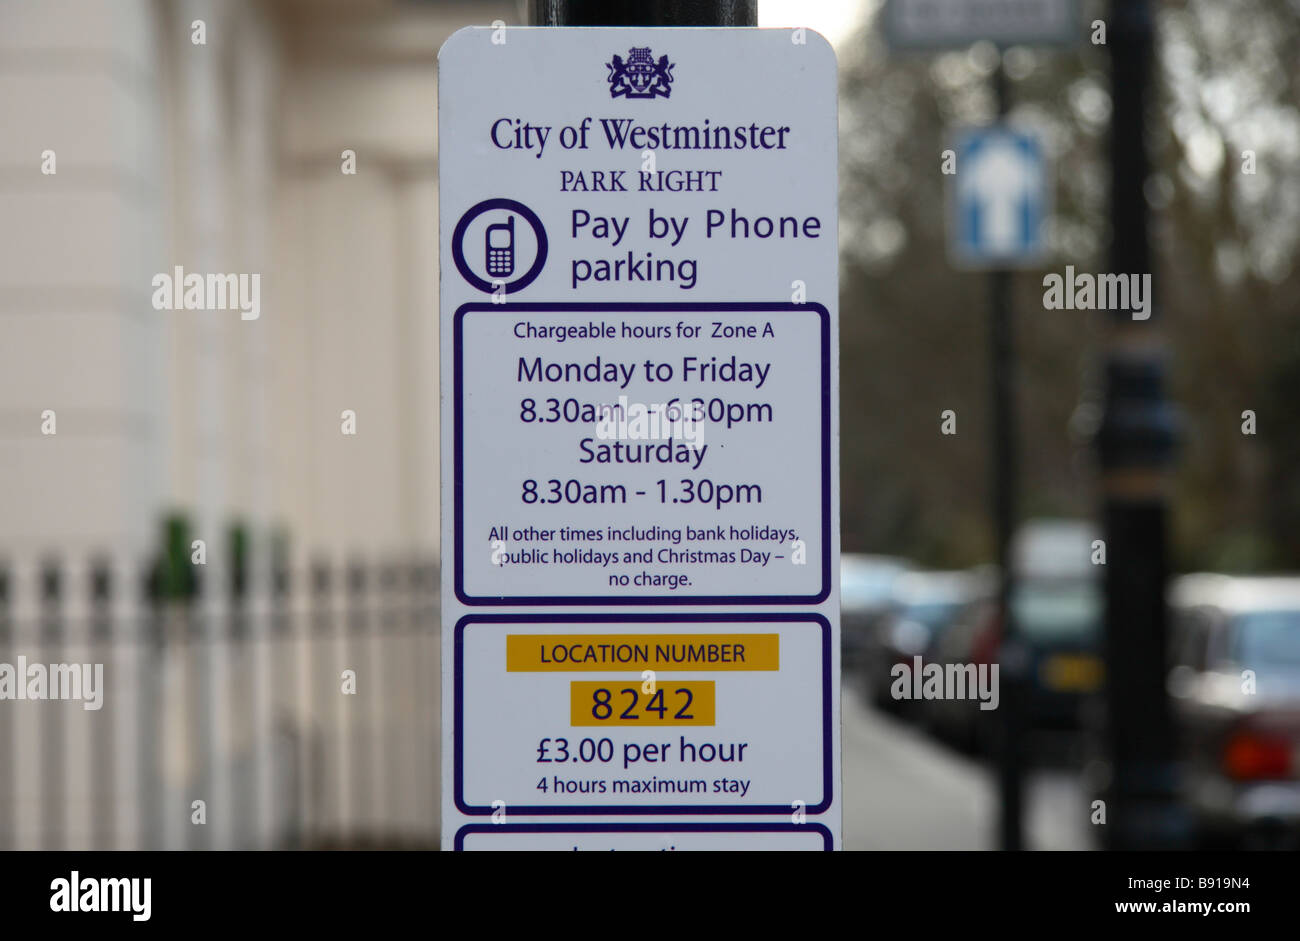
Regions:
[[0, 556, 441, 850]]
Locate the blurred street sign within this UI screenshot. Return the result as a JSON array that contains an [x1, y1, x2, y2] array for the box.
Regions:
[[884, 0, 1079, 50], [947, 125, 1049, 269]]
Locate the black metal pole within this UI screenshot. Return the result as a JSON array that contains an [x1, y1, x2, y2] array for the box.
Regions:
[[0, 565, 10, 850], [40, 562, 64, 849], [530, 0, 756, 26], [989, 58, 1024, 852], [90, 559, 114, 849], [140, 562, 161, 849], [1096, 0, 1186, 850]]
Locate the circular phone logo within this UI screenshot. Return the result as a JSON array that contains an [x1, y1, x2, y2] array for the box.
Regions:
[[452, 198, 547, 294]]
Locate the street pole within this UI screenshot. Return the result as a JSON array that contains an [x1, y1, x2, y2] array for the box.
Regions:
[[1096, 0, 1187, 850], [530, 0, 756, 27], [989, 56, 1024, 852]]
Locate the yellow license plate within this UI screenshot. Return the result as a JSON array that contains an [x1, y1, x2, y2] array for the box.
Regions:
[[1040, 654, 1103, 692]]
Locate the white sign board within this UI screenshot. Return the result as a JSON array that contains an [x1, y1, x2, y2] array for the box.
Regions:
[[438, 26, 840, 850], [885, 0, 1079, 49]]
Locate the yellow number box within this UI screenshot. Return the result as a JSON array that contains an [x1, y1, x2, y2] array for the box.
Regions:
[[570, 680, 716, 726]]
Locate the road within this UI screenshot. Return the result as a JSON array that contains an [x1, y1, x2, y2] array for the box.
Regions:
[[841, 679, 1092, 850]]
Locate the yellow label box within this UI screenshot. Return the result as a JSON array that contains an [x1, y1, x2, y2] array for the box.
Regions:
[[506, 634, 779, 671]]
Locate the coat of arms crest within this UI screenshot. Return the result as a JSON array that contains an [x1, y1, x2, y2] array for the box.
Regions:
[[606, 47, 674, 99]]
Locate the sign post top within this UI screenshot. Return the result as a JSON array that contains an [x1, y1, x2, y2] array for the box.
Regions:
[[439, 24, 837, 64]]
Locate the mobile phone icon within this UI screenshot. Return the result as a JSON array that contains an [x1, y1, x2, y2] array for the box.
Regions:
[[485, 215, 515, 279]]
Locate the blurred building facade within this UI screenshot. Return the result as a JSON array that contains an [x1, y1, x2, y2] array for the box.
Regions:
[[0, 0, 489, 570], [0, 0, 493, 849]]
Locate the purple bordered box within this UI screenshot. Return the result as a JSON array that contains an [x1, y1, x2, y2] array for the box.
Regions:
[[452, 301, 832, 607], [453, 612, 833, 817], [454, 821, 834, 851]]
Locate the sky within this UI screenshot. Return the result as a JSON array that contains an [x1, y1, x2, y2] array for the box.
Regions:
[[759, 0, 873, 48]]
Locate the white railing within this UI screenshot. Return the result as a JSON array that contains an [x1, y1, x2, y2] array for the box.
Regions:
[[0, 557, 441, 850]]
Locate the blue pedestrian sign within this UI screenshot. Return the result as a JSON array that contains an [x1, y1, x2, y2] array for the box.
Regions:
[[947, 126, 1049, 269]]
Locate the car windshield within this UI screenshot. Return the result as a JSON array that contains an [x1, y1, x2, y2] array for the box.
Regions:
[[842, 564, 902, 607], [1231, 610, 1300, 670], [902, 601, 963, 631], [1011, 583, 1101, 642]]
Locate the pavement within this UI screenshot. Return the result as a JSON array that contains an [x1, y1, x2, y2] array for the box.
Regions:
[[841, 678, 1093, 850]]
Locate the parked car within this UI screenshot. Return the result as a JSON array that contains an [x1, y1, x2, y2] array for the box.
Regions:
[[862, 569, 985, 713], [926, 577, 1102, 750], [841, 554, 912, 667], [1166, 574, 1300, 849], [924, 520, 1103, 752]]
